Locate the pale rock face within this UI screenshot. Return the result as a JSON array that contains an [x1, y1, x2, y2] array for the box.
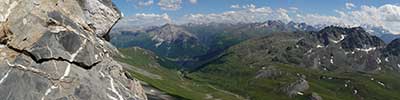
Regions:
[[0, 0, 146, 100], [79, 0, 121, 39], [281, 78, 309, 97]]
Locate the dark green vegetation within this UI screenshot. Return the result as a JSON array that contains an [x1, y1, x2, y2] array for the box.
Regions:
[[191, 62, 400, 100], [116, 47, 245, 100], [190, 46, 400, 100]]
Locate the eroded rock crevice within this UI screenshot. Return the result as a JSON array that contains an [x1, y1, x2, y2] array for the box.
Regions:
[[103, 16, 121, 41], [4, 43, 100, 70]]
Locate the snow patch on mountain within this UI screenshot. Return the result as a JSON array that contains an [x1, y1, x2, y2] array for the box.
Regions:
[[355, 47, 376, 53]]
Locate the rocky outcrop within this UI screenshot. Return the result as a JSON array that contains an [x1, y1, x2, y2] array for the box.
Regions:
[[0, 0, 146, 100], [385, 38, 400, 56], [281, 78, 309, 97], [309, 92, 323, 100], [254, 67, 283, 79], [234, 26, 391, 72], [382, 38, 400, 71], [315, 26, 385, 50], [78, 0, 121, 40]]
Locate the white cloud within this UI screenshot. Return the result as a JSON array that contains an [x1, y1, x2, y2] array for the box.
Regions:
[[230, 4, 256, 9], [242, 4, 256, 9], [116, 13, 172, 28], [126, 0, 184, 10], [231, 4, 240, 9], [138, 0, 154, 7], [296, 4, 400, 34], [289, 7, 299, 11], [126, 0, 154, 8], [189, 0, 197, 4], [158, 0, 182, 10], [293, 14, 342, 26], [179, 5, 291, 24], [346, 3, 356, 9]]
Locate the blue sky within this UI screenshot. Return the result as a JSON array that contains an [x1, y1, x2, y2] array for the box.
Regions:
[[113, 0, 400, 34], [114, 0, 399, 18]]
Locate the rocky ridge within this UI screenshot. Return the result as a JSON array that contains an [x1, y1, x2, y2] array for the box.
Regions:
[[0, 0, 146, 100], [232, 26, 396, 73]]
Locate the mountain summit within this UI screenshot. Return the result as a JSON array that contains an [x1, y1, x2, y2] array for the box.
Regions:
[[147, 23, 199, 47]]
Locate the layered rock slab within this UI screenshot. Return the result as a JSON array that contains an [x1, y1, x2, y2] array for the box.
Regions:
[[0, 0, 146, 100]]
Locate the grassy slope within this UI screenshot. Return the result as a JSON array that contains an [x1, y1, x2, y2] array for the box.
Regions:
[[190, 54, 400, 100], [188, 36, 400, 100], [116, 47, 244, 100]]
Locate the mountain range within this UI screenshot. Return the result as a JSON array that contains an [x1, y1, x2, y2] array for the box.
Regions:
[[190, 26, 400, 99], [111, 20, 400, 100], [111, 20, 318, 70]]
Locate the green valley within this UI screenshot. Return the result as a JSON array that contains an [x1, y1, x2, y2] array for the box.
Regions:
[[116, 47, 245, 100]]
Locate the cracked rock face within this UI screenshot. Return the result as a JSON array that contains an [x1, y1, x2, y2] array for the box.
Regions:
[[0, 0, 146, 100]]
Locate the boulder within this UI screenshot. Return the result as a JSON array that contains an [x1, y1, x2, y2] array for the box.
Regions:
[[281, 78, 309, 97]]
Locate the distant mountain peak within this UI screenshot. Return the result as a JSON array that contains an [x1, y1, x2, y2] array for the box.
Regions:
[[151, 23, 196, 38], [385, 38, 400, 56], [316, 26, 385, 51], [148, 23, 199, 47], [319, 26, 365, 34], [161, 23, 178, 28]]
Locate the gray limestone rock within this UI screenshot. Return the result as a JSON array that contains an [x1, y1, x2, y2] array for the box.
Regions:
[[0, 0, 147, 100]]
